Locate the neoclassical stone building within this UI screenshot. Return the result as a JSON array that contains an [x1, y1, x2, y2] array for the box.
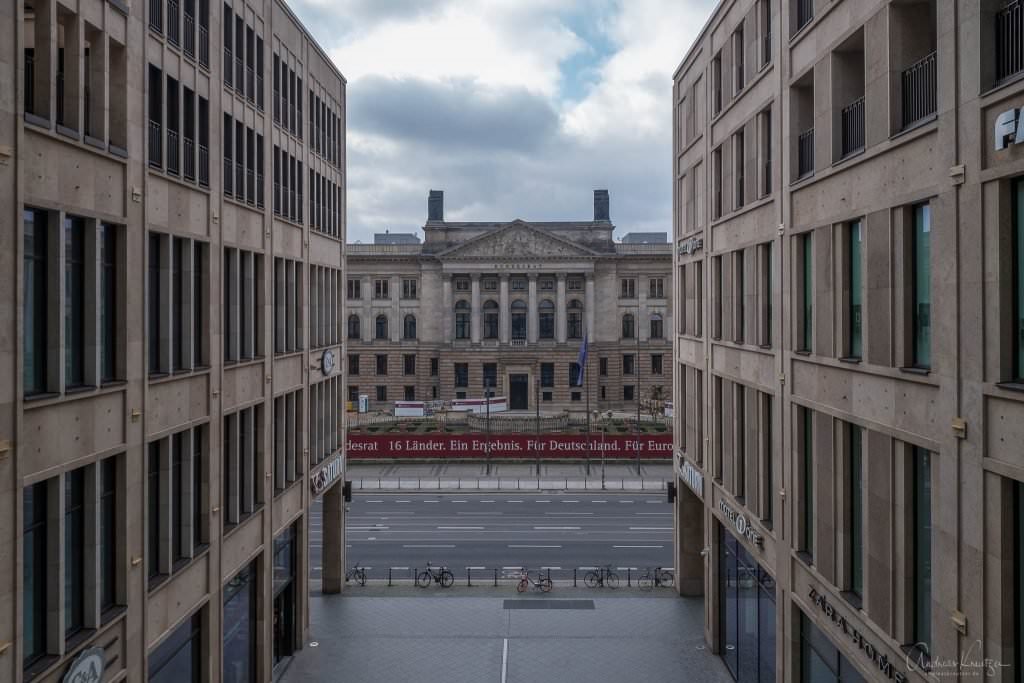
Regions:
[[346, 190, 673, 412]]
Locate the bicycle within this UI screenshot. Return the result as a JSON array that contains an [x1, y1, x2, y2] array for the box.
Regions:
[[584, 565, 619, 589], [345, 562, 367, 587], [416, 562, 454, 588], [638, 566, 674, 590], [517, 568, 553, 593]]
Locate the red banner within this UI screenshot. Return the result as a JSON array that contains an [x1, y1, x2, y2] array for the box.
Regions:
[[346, 434, 673, 459]]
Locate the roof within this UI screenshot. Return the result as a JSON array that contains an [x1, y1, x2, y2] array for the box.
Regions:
[[621, 232, 668, 244], [374, 232, 421, 245]]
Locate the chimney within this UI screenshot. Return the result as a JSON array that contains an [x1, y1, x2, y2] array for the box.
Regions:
[[594, 189, 610, 222], [428, 190, 444, 222]]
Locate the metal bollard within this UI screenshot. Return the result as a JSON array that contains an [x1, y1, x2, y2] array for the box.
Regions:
[[467, 567, 472, 587], [547, 568, 551, 585], [388, 567, 392, 587], [627, 568, 631, 587], [493, 568, 498, 587], [573, 568, 577, 587], [413, 568, 417, 587]]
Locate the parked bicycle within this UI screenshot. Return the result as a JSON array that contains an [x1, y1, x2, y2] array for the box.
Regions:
[[517, 568, 553, 593], [638, 567, 674, 590], [584, 565, 619, 589], [345, 562, 367, 587], [416, 562, 455, 588]]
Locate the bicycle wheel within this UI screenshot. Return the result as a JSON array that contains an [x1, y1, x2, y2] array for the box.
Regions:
[[638, 575, 654, 591], [440, 570, 454, 588], [540, 577, 553, 593], [517, 578, 528, 593], [357, 569, 367, 587], [416, 571, 431, 588], [658, 570, 674, 587], [605, 571, 620, 589], [584, 571, 599, 588]]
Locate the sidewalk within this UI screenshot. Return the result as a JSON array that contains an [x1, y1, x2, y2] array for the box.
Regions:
[[346, 461, 673, 492]]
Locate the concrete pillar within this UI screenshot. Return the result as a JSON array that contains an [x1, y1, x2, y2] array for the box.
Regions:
[[442, 274, 453, 343], [556, 273, 567, 343], [675, 482, 705, 597], [527, 274, 538, 343], [470, 274, 481, 343], [499, 274, 510, 343], [585, 274, 595, 338], [321, 481, 344, 594]]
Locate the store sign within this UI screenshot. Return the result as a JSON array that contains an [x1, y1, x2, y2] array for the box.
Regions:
[[62, 647, 105, 683], [677, 453, 704, 499], [995, 107, 1024, 150], [346, 434, 673, 458], [808, 587, 909, 682], [311, 454, 344, 496], [678, 236, 704, 256], [718, 499, 764, 548]]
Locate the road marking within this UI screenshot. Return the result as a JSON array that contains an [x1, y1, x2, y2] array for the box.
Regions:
[[619, 500, 634, 504], [533, 526, 580, 530], [503, 566, 523, 570], [545, 512, 592, 516], [423, 500, 440, 503], [508, 545, 562, 548], [467, 566, 486, 570], [635, 512, 672, 516], [452, 500, 467, 503], [457, 512, 503, 516], [402, 544, 455, 548], [646, 501, 661, 504], [391, 566, 409, 570], [501, 638, 509, 683], [481, 500, 496, 503], [629, 527, 672, 530], [613, 545, 664, 549], [507, 500, 523, 503], [561, 500, 579, 503], [367, 500, 383, 503], [397, 500, 411, 503], [591, 500, 607, 503], [535, 500, 550, 503], [540, 566, 562, 570], [437, 526, 484, 530], [346, 526, 390, 530]]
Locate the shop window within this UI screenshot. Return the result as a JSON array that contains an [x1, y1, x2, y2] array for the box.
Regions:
[[224, 562, 256, 683], [799, 611, 864, 682], [718, 524, 777, 682], [149, 612, 203, 683]]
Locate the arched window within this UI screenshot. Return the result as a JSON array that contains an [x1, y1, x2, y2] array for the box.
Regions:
[[511, 300, 527, 340], [455, 300, 471, 340], [483, 300, 499, 339], [650, 313, 664, 339], [375, 314, 389, 340], [622, 313, 635, 339], [567, 300, 583, 339], [539, 300, 555, 339], [403, 314, 417, 340], [348, 314, 361, 340]]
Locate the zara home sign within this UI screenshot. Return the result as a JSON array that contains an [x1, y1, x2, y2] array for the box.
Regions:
[[995, 107, 1024, 150], [62, 647, 105, 683], [311, 454, 344, 496], [718, 499, 764, 548]]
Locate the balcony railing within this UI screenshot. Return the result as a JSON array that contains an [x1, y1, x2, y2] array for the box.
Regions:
[[246, 67, 255, 102], [149, 0, 163, 33], [797, 128, 814, 178], [149, 120, 162, 168], [297, 193, 303, 223], [997, 1, 1024, 82], [198, 144, 209, 186], [246, 169, 255, 204], [901, 51, 937, 129], [235, 58, 244, 95], [235, 162, 244, 199], [257, 173, 264, 208], [510, 338, 528, 347], [183, 137, 195, 180], [762, 32, 772, 65], [763, 158, 772, 196], [223, 157, 233, 195], [273, 89, 281, 122], [223, 48, 233, 88], [796, 0, 813, 31], [256, 75, 264, 111], [198, 25, 209, 67], [840, 96, 865, 158], [273, 182, 280, 214], [167, 129, 179, 175], [290, 105, 296, 134], [167, 0, 180, 45], [183, 12, 195, 57]]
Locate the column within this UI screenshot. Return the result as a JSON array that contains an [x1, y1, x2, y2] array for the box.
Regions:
[[585, 273, 595, 339], [470, 274, 481, 343], [556, 273, 567, 343], [499, 274, 510, 343], [322, 480, 344, 593], [390, 275, 400, 342], [442, 274, 453, 343], [361, 275, 372, 343], [527, 275, 538, 343], [639, 283, 649, 342]]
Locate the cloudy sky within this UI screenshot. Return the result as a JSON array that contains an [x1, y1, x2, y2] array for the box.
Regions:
[[288, 0, 715, 243]]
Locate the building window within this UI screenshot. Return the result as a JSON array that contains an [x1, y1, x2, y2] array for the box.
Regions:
[[348, 354, 359, 376], [375, 354, 388, 376], [847, 220, 863, 359], [404, 354, 416, 376], [649, 278, 665, 298], [712, 51, 722, 114], [569, 362, 582, 386], [484, 279, 497, 291], [733, 130, 745, 209], [912, 446, 932, 651], [310, 265, 342, 349], [849, 425, 863, 599], [223, 408, 262, 528], [733, 25, 745, 93], [511, 278, 526, 291], [374, 279, 389, 299], [23, 481, 48, 668], [100, 224, 118, 382], [222, 247, 263, 363], [651, 354, 663, 375], [624, 385, 635, 401], [150, 426, 207, 581], [760, 107, 772, 196], [483, 300, 499, 339], [309, 377, 341, 467], [540, 279, 554, 290], [800, 232, 813, 352], [908, 203, 932, 369], [402, 279, 418, 299], [404, 314, 417, 340], [542, 391, 552, 402], [622, 313, 635, 339], [272, 388, 303, 493], [511, 300, 528, 340], [1017, 180, 1024, 380], [712, 145, 723, 218], [348, 386, 359, 402], [541, 363, 554, 388], [620, 278, 636, 298], [483, 363, 497, 391], [149, 612, 202, 683], [430, 358, 439, 377], [801, 407, 814, 558], [455, 301, 470, 339], [600, 386, 606, 400], [539, 300, 555, 339], [347, 278, 361, 299], [100, 457, 118, 612], [404, 386, 415, 401], [348, 315, 360, 340], [375, 315, 389, 340], [224, 562, 256, 683], [64, 216, 86, 388], [454, 363, 469, 388], [568, 278, 582, 291], [799, 611, 861, 683], [456, 278, 471, 292], [64, 468, 86, 638], [650, 314, 664, 339], [273, 258, 303, 355], [623, 354, 635, 376], [599, 357, 608, 376], [734, 249, 746, 343], [23, 208, 49, 395], [567, 300, 583, 339]]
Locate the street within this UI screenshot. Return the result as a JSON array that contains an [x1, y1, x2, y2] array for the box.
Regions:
[[309, 492, 674, 582]]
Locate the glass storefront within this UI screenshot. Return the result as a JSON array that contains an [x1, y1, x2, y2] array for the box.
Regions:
[[273, 524, 297, 669], [224, 561, 257, 683], [718, 522, 776, 683], [149, 612, 202, 683], [799, 611, 866, 682]]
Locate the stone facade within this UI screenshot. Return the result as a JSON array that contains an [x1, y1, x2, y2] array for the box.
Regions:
[[672, 1, 1024, 682], [1, 1, 346, 682], [346, 190, 673, 414]]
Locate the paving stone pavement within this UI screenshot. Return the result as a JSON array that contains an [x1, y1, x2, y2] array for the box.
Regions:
[[282, 589, 732, 683]]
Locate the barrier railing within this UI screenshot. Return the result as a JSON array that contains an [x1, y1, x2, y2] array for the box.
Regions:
[[338, 565, 676, 589], [351, 477, 669, 491]]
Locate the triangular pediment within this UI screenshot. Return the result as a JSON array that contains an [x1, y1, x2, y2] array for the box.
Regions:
[[438, 221, 598, 260]]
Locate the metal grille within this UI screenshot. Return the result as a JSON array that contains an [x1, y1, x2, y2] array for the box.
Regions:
[[840, 97, 865, 158], [997, 1, 1024, 82], [198, 144, 209, 186], [183, 11, 195, 57], [167, 0, 179, 45], [797, 128, 814, 178], [167, 129, 179, 175], [796, 0, 813, 31], [901, 51, 937, 129], [149, 0, 163, 33], [183, 137, 195, 180], [149, 120, 162, 168]]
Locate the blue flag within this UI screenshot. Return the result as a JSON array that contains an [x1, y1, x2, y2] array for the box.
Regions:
[[574, 333, 588, 386]]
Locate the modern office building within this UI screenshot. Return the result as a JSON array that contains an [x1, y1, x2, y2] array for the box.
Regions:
[[345, 189, 673, 413], [672, 0, 1024, 681], [1, 1, 347, 682]]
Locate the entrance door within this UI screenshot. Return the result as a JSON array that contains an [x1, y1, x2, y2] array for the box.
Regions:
[[509, 374, 529, 410]]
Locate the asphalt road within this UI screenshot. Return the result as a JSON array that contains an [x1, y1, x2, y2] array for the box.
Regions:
[[309, 492, 674, 582]]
